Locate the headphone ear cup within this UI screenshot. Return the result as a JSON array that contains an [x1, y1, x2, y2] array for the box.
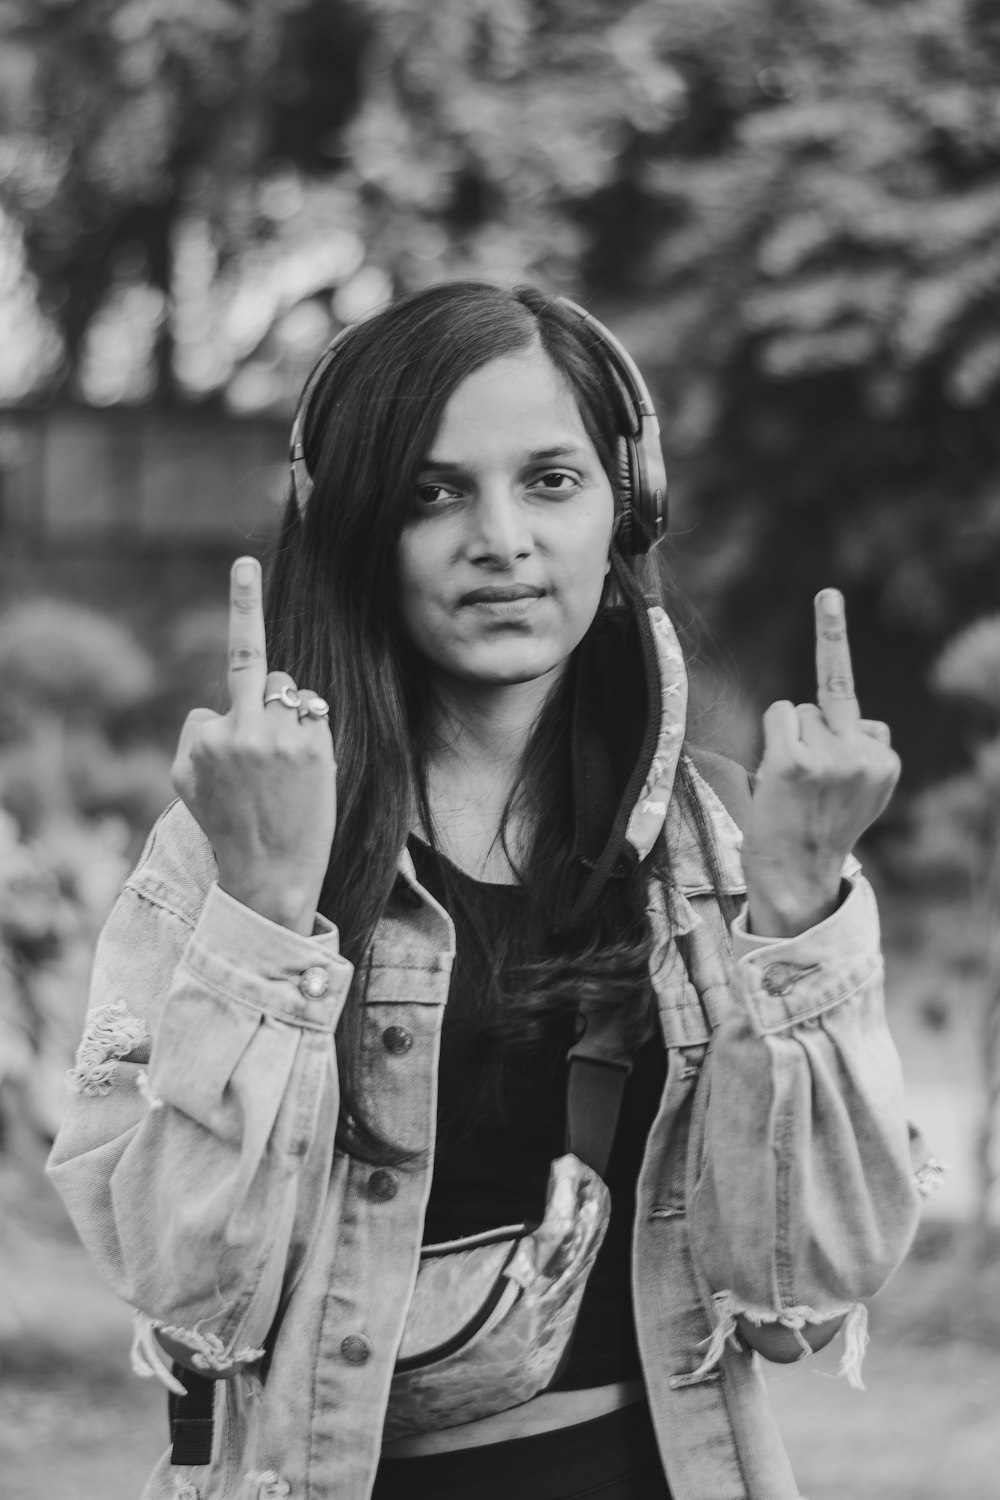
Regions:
[[616, 436, 641, 555], [556, 295, 667, 552], [624, 428, 666, 556], [616, 437, 632, 497]]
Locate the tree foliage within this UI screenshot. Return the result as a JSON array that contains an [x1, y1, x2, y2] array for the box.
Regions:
[[344, 0, 1000, 775], [0, 0, 368, 392], [2, 0, 999, 778], [905, 615, 1000, 1246], [609, 0, 1000, 720]]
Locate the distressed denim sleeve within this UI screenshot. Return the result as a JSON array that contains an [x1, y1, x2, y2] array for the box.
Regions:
[[686, 868, 923, 1385], [47, 862, 352, 1379]]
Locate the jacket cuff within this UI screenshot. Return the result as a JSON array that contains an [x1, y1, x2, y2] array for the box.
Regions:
[[731, 871, 881, 1035], [181, 883, 354, 1031]]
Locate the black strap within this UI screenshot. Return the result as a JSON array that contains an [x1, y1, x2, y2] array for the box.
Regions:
[[566, 992, 633, 1179], [565, 1057, 630, 1180], [168, 1362, 215, 1467]]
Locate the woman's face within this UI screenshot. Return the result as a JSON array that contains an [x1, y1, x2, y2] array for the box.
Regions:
[[396, 346, 615, 692]]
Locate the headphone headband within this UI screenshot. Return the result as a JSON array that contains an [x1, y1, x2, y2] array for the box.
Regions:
[[289, 296, 668, 552], [289, 326, 354, 514], [557, 298, 667, 553]]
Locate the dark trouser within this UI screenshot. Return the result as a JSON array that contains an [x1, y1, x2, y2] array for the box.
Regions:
[[372, 1401, 673, 1500]]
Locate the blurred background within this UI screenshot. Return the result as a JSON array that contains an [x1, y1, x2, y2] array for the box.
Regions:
[[0, 1, 998, 1496]]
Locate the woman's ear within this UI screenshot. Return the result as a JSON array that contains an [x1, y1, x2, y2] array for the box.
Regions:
[[608, 509, 625, 571], [598, 552, 617, 610]]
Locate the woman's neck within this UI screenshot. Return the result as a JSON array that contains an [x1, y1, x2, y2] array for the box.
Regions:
[[424, 667, 564, 781], [418, 667, 566, 882]]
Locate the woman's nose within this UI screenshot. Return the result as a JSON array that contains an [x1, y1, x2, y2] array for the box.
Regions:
[[467, 485, 533, 565]]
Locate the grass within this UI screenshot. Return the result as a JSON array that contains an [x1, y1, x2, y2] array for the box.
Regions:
[[766, 1338, 1000, 1500], [0, 1160, 164, 1500], [0, 1359, 163, 1500]]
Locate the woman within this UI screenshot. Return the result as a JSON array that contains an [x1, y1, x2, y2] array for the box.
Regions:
[[48, 282, 926, 1500]]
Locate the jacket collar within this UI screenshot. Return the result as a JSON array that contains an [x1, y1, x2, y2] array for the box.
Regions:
[[667, 758, 745, 899], [552, 549, 745, 929]]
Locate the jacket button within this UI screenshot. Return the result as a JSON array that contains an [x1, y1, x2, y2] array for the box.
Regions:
[[761, 961, 800, 998], [382, 1025, 413, 1055], [368, 1168, 398, 1202], [341, 1333, 372, 1364], [299, 966, 330, 1000]]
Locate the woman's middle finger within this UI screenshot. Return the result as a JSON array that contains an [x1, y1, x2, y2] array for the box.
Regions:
[[859, 718, 891, 746]]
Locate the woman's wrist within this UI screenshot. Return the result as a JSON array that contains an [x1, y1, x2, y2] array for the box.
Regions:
[[744, 866, 844, 939], [216, 873, 319, 935]]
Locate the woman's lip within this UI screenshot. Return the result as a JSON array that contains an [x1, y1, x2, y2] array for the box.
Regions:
[[460, 586, 546, 604]]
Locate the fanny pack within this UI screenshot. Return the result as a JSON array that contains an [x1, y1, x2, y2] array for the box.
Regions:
[[383, 992, 631, 1439]]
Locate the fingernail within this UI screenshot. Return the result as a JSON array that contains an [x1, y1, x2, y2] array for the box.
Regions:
[[818, 588, 841, 614], [234, 558, 257, 584]]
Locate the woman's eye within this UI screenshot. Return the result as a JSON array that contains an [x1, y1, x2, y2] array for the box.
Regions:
[[414, 483, 461, 506], [531, 470, 578, 494]]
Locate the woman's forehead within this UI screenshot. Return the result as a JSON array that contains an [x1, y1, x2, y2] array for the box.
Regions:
[[425, 349, 595, 466]]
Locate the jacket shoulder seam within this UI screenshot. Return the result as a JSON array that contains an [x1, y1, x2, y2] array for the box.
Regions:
[[124, 799, 216, 929]]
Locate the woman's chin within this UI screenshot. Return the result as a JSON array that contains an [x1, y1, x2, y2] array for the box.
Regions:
[[445, 648, 569, 690]]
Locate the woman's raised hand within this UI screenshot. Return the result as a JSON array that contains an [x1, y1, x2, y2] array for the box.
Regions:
[[171, 557, 337, 934], [741, 589, 900, 939]]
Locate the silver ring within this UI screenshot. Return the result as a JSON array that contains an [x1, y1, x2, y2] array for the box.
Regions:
[[263, 685, 302, 710], [297, 696, 330, 720]]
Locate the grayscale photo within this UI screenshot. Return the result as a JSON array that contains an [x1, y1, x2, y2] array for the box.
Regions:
[[0, 3, 997, 1498]]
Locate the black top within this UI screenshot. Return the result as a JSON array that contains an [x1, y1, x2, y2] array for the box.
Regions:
[[408, 835, 666, 1390]]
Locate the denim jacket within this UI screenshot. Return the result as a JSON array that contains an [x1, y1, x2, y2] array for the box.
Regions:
[[48, 607, 928, 1500]]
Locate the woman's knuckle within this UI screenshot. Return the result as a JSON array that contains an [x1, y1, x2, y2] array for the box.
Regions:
[[832, 742, 861, 771], [231, 727, 264, 760], [229, 643, 263, 669]]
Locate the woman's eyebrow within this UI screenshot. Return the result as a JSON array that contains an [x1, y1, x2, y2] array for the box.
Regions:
[[524, 445, 588, 463], [418, 444, 588, 473]]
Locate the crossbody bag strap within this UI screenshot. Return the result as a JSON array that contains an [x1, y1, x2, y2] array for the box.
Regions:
[[566, 1000, 632, 1180], [168, 1362, 215, 1466]]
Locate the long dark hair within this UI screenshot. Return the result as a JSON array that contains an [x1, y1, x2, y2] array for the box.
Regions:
[[265, 281, 680, 1160]]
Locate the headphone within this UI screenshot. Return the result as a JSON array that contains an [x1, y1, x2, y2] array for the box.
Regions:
[[289, 296, 668, 555]]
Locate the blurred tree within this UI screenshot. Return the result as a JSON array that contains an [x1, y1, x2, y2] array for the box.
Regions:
[[345, 0, 1000, 781], [611, 0, 1000, 781], [0, 808, 130, 1150], [0, 600, 173, 1151], [0, 0, 370, 400], [905, 616, 1000, 1259], [0, 598, 170, 835], [2, 0, 999, 779]]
